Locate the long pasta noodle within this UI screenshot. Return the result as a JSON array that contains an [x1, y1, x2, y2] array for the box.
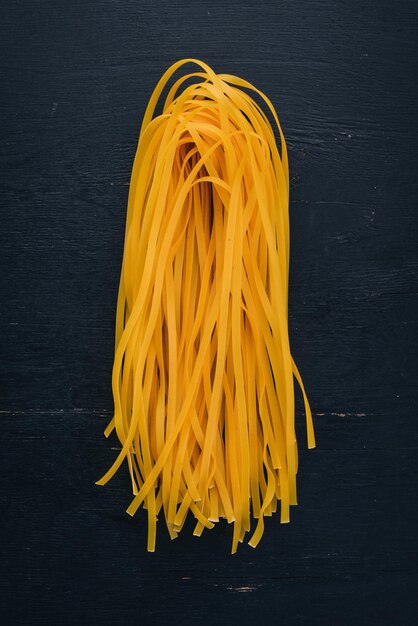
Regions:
[[97, 58, 315, 552]]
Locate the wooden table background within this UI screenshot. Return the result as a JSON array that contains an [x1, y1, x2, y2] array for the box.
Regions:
[[1, 1, 417, 624]]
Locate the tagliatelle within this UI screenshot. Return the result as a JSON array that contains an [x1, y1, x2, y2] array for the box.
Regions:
[[96, 58, 315, 553]]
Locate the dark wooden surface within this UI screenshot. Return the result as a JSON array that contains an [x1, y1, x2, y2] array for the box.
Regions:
[[1, 1, 417, 624]]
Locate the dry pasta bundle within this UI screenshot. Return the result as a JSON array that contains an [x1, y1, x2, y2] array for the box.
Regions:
[[97, 58, 315, 552]]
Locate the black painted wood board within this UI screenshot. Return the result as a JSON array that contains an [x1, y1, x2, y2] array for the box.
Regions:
[[0, 1, 417, 624]]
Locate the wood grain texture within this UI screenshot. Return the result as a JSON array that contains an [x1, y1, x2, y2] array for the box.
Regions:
[[1, 1, 417, 624]]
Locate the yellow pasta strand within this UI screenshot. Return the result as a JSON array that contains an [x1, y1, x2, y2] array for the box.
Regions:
[[96, 58, 316, 552]]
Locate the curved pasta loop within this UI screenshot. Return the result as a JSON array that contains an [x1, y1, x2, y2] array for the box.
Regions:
[[97, 59, 315, 552]]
